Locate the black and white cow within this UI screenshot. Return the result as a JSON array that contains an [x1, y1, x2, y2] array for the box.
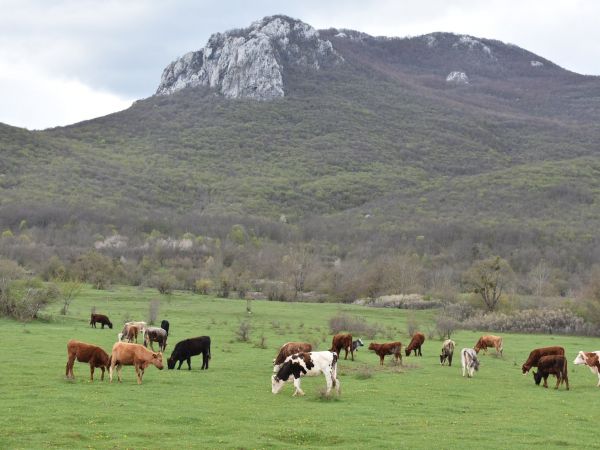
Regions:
[[271, 351, 340, 397], [461, 348, 480, 378], [167, 336, 211, 370], [352, 339, 364, 353], [144, 327, 168, 352]]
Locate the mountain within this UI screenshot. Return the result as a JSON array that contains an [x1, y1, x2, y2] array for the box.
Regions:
[[1, 15, 599, 269]]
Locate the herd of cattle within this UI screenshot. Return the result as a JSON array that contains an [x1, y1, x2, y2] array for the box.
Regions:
[[70, 313, 600, 395]]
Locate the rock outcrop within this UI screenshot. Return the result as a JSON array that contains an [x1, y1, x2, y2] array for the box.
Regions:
[[156, 15, 342, 99]]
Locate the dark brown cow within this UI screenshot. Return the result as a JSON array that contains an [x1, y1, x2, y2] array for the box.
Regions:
[[533, 355, 569, 390], [89, 313, 113, 329], [405, 332, 425, 357], [368, 342, 402, 365], [330, 333, 354, 361], [65, 339, 110, 381], [474, 335, 503, 356], [109, 342, 164, 384], [273, 342, 313, 371], [522, 346, 565, 374]]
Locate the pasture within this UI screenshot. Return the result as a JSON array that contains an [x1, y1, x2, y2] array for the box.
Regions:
[[0, 286, 599, 449]]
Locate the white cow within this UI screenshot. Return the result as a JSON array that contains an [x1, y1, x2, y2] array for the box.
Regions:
[[461, 348, 480, 378], [573, 351, 600, 386], [117, 321, 147, 342], [271, 351, 340, 397]]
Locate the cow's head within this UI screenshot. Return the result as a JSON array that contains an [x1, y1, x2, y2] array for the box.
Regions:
[[167, 357, 176, 370], [152, 352, 164, 370], [532, 370, 542, 385], [573, 351, 587, 366], [405, 348, 411, 357], [440, 353, 447, 365], [472, 357, 480, 371], [522, 363, 531, 374], [271, 375, 285, 394], [368, 343, 377, 351], [108, 321, 113, 329]]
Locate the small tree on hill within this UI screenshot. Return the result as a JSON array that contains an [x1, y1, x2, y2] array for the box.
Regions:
[[462, 256, 514, 312]]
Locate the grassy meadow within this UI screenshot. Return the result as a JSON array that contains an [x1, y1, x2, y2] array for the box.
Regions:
[[0, 285, 599, 449]]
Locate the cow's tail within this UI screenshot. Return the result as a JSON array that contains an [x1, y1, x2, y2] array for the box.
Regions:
[[208, 339, 212, 360]]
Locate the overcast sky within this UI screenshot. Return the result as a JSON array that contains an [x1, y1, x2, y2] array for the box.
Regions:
[[2, 0, 599, 130]]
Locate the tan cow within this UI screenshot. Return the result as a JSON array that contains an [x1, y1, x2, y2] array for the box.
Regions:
[[109, 342, 163, 384], [474, 335, 503, 356]]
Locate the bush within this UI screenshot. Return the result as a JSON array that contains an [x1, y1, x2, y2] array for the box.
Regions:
[[236, 320, 251, 342], [328, 313, 381, 339], [0, 278, 59, 322], [194, 278, 213, 295], [150, 273, 176, 295]]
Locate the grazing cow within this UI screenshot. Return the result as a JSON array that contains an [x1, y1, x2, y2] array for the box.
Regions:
[[167, 336, 211, 370], [522, 346, 565, 374], [440, 339, 455, 366], [533, 355, 569, 390], [65, 340, 110, 381], [368, 341, 402, 365], [118, 321, 147, 341], [271, 351, 340, 397], [461, 348, 480, 378], [160, 319, 170, 336], [89, 313, 113, 329], [126, 325, 139, 343], [573, 351, 600, 386], [405, 332, 425, 357], [273, 342, 313, 372], [330, 333, 354, 361], [352, 338, 364, 353], [474, 335, 503, 356], [144, 327, 168, 352], [109, 342, 163, 384]]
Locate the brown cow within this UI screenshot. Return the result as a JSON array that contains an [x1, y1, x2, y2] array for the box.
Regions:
[[368, 342, 402, 365], [109, 342, 164, 384], [474, 335, 503, 356], [522, 346, 565, 374], [273, 342, 313, 371], [405, 332, 425, 357], [533, 355, 569, 390], [90, 313, 113, 329], [330, 333, 354, 361], [65, 339, 110, 381], [126, 325, 139, 343]]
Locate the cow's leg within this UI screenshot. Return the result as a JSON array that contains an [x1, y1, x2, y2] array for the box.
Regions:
[[448, 354, 453, 367], [89, 364, 95, 382], [66, 354, 76, 379], [292, 378, 304, 396], [324, 370, 333, 395], [543, 375, 548, 388], [344, 347, 348, 360], [100, 366, 105, 381], [187, 357, 192, 370], [201, 353, 206, 370], [350, 347, 354, 361], [177, 359, 183, 370], [134, 365, 142, 384], [565, 374, 569, 390], [117, 364, 122, 383], [418, 346, 422, 356], [380, 355, 384, 365]]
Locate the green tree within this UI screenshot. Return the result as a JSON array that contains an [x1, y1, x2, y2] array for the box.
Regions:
[[462, 256, 514, 312]]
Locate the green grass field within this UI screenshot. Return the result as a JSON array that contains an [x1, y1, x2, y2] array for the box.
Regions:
[[0, 286, 599, 449]]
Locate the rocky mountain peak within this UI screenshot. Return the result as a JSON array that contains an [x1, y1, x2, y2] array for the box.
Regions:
[[156, 15, 343, 99]]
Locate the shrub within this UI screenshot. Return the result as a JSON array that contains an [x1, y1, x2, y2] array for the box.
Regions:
[[194, 278, 213, 295], [236, 320, 251, 342], [0, 278, 59, 322], [150, 273, 176, 295], [328, 313, 381, 339]]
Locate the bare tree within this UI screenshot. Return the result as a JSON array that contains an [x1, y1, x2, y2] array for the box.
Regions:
[[462, 256, 514, 312], [530, 260, 550, 296], [60, 281, 82, 315]]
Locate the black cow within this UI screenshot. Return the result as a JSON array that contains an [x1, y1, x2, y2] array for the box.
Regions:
[[160, 320, 170, 336], [90, 314, 113, 329], [167, 336, 211, 370]]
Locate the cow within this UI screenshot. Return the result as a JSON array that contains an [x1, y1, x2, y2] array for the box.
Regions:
[[89, 313, 113, 329], [473, 335, 503, 356], [461, 348, 480, 378], [405, 332, 425, 357], [368, 341, 402, 365], [65, 339, 110, 382], [533, 355, 569, 390], [109, 342, 163, 384], [126, 325, 139, 343], [118, 321, 147, 341], [330, 333, 354, 361], [271, 351, 340, 397], [167, 336, 211, 370], [521, 346, 565, 374], [352, 339, 364, 353], [573, 351, 600, 386], [160, 319, 170, 336], [144, 326, 168, 352], [273, 342, 313, 372], [440, 339, 455, 366]]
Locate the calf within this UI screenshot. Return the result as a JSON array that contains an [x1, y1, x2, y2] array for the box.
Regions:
[[474, 335, 503, 356], [167, 336, 211, 370], [352, 338, 364, 353], [109, 342, 164, 384], [440, 339, 455, 366], [573, 351, 600, 387], [160, 319, 170, 336], [522, 346, 565, 374], [368, 341, 402, 365], [273, 342, 313, 372], [65, 339, 110, 381], [533, 355, 569, 390], [126, 325, 139, 344], [405, 332, 425, 357], [330, 333, 354, 361], [144, 327, 168, 352], [271, 351, 340, 397], [118, 321, 147, 341], [90, 313, 113, 329], [461, 348, 480, 378]]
